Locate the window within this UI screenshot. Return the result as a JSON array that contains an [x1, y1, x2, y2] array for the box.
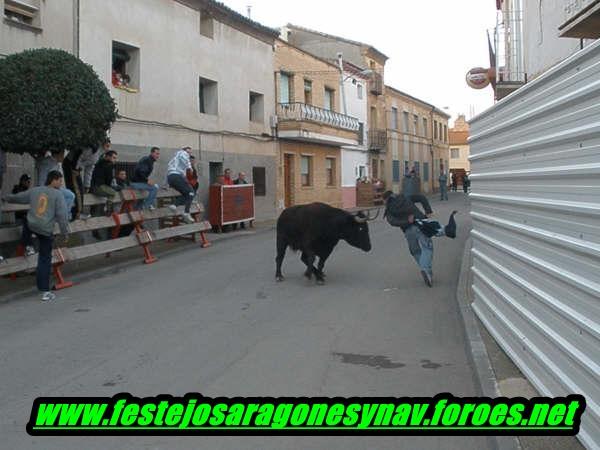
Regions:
[[358, 122, 364, 145], [423, 162, 429, 182], [404, 160, 410, 175], [325, 158, 336, 186], [324, 88, 335, 111], [301, 155, 312, 187], [4, 0, 39, 27], [199, 77, 218, 115], [413, 161, 420, 176], [358, 165, 367, 179], [380, 160, 385, 181], [444, 124, 448, 142], [451, 148, 460, 159], [252, 167, 266, 196], [413, 114, 419, 135], [391, 107, 399, 130], [249, 91, 264, 122], [403, 111, 410, 133], [112, 41, 141, 90], [357, 83, 363, 100], [423, 118, 428, 138], [439, 122, 443, 141], [199, 10, 214, 38], [304, 79, 312, 105], [434, 120, 438, 140], [279, 72, 292, 103], [372, 158, 378, 179], [392, 160, 401, 182]]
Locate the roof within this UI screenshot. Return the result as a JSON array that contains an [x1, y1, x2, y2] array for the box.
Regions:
[[449, 130, 469, 145], [275, 38, 341, 71], [342, 60, 371, 79], [176, 0, 279, 42], [286, 23, 389, 63], [385, 85, 451, 119]]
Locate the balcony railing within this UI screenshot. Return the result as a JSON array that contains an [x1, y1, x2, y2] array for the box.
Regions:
[[368, 129, 387, 150], [277, 103, 360, 131], [369, 72, 384, 96]]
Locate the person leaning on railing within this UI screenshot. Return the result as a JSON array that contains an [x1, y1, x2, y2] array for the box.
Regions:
[[3, 170, 71, 302]]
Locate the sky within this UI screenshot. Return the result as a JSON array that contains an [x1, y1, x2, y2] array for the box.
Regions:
[[222, 0, 498, 126]]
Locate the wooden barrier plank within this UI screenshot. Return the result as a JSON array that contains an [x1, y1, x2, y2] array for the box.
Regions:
[[1, 187, 189, 212], [0, 204, 205, 244], [0, 220, 212, 277]]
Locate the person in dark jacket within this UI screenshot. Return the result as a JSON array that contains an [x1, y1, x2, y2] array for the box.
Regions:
[[232, 172, 249, 230], [90, 150, 118, 218], [62, 148, 84, 219], [383, 191, 457, 287], [131, 147, 160, 210], [12, 174, 32, 222]]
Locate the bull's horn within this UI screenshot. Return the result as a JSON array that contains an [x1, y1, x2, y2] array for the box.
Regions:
[[354, 214, 368, 224], [366, 208, 381, 221]]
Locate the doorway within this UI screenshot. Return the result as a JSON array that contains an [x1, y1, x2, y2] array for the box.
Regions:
[[284, 154, 294, 208]]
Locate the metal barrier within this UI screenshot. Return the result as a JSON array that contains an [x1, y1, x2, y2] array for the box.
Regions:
[[469, 39, 600, 449]]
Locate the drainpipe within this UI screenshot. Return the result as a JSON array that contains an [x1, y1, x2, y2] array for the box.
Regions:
[[73, 0, 80, 58], [337, 53, 348, 115]]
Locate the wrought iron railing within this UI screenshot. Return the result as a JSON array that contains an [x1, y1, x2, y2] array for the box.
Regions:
[[277, 103, 360, 132], [368, 129, 387, 150]]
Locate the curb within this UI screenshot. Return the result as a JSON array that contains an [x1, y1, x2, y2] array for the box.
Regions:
[[456, 237, 521, 450]]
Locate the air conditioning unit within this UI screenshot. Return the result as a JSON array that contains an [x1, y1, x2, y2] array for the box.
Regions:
[[269, 115, 278, 128]]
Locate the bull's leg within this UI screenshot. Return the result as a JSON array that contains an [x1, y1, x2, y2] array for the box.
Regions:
[[276, 235, 287, 282], [301, 251, 317, 280], [315, 248, 333, 285]]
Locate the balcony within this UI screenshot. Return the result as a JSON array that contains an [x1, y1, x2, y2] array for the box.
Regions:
[[368, 129, 387, 151], [277, 103, 361, 146], [494, 7, 526, 100], [369, 72, 384, 96]]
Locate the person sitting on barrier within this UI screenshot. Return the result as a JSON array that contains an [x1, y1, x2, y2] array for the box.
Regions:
[[115, 170, 130, 191], [4, 170, 71, 302], [90, 150, 118, 216], [131, 147, 160, 210], [187, 155, 199, 195], [166, 147, 195, 224]]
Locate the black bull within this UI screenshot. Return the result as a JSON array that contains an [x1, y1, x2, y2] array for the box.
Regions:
[[275, 203, 379, 284]]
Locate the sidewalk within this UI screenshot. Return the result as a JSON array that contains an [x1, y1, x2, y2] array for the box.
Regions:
[[0, 221, 275, 302]]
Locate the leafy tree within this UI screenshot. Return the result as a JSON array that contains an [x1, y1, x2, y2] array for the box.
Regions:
[[0, 48, 117, 156]]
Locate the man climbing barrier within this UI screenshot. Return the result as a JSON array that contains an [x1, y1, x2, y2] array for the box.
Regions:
[[382, 191, 457, 288]]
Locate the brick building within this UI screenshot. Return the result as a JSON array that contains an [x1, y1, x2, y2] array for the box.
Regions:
[[274, 39, 361, 209], [448, 114, 470, 186]]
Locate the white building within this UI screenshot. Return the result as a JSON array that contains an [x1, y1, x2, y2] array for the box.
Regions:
[[341, 62, 369, 208], [78, 0, 279, 219]]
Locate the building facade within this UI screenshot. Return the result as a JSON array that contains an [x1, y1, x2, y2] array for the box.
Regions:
[[284, 24, 388, 186], [448, 114, 470, 184], [274, 39, 360, 209], [341, 62, 369, 208], [384, 86, 450, 194], [78, 0, 279, 219], [0, 0, 77, 194]]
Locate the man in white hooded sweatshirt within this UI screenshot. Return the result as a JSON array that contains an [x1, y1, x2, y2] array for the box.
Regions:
[[166, 146, 195, 224]]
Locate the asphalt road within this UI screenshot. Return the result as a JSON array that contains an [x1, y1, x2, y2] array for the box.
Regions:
[[0, 193, 489, 450]]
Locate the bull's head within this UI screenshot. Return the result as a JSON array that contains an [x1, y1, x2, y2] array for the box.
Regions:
[[342, 209, 380, 252]]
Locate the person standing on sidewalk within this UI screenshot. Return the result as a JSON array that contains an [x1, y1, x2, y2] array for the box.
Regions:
[[166, 147, 195, 224], [439, 170, 449, 201], [382, 190, 457, 288], [4, 170, 70, 302], [131, 147, 160, 210]]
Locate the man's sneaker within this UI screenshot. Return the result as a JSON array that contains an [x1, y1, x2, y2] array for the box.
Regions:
[[168, 204, 178, 213], [421, 270, 433, 288], [41, 292, 56, 302], [182, 213, 195, 224], [148, 205, 156, 211], [25, 246, 36, 257], [80, 213, 91, 220], [444, 211, 458, 239]]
